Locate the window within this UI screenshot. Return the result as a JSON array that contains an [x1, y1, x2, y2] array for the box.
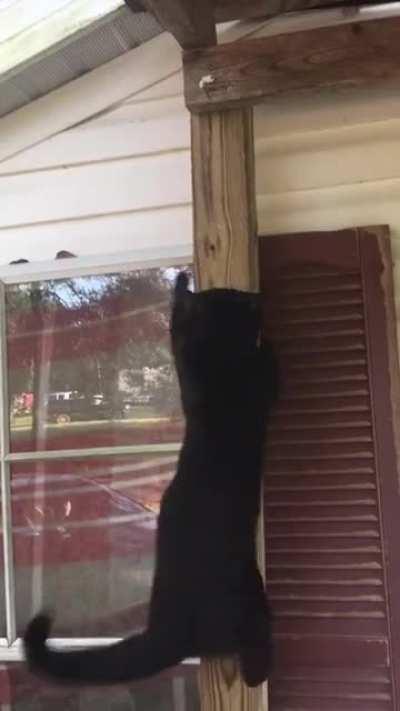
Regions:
[[0, 251, 199, 709]]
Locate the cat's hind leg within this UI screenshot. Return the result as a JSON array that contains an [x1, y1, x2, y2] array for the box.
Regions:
[[238, 601, 273, 687]]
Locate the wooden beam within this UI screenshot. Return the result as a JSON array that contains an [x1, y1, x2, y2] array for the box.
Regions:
[[126, 0, 274, 23], [215, 0, 271, 22], [191, 108, 263, 709], [184, 16, 400, 112], [125, 0, 271, 23], [126, 0, 216, 49]]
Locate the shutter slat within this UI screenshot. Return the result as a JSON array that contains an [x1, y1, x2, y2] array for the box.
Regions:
[[270, 274, 362, 294], [266, 492, 376, 504], [285, 369, 367, 383], [268, 482, 376, 492], [270, 584, 385, 601], [269, 304, 365, 322], [270, 413, 372, 428], [267, 553, 382, 568], [275, 396, 370, 412], [268, 459, 375, 473], [278, 336, 366, 354], [270, 592, 385, 609], [269, 426, 372, 443], [278, 350, 367, 367], [267, 443, 375, 458], [274, 618, 387, 636], [277, 668, 391, 683], [268, 538, 381, 552], [274, 291, 364, 309]]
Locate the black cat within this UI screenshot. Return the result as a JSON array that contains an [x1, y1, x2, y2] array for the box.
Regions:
[[24, 272, 277, 688]]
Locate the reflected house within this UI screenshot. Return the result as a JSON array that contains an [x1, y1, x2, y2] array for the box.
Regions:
[[118, 368, 152, 407]]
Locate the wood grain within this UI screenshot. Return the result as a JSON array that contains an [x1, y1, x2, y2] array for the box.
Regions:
[[191, 108, 264, 709], [191, 109, 258, 291], [198, 658, 263, 711], [184, 17, 400, 112]]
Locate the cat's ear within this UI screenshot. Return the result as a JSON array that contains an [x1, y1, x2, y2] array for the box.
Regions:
[[173, 271, 194, 313], [174, 271, 190, 297]]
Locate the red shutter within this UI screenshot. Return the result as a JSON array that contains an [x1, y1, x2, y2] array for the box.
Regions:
[[260, 227, 400, 711]]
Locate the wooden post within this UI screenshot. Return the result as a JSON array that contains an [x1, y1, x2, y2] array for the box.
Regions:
[[191, 109, 257, 291], [191, 108, 265, 710]]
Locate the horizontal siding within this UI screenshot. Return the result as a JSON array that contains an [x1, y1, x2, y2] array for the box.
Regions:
[[0, 89, 192, 262], [257, 121, 400, 193], [0, 98, 189, 175], [0, 151, 191, 228]]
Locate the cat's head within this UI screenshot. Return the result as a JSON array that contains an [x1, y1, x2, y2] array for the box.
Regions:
[[170, 271, 262, 364]]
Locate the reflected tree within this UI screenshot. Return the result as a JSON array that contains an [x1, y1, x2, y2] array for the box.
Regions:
[[6, 266, 186, 434]]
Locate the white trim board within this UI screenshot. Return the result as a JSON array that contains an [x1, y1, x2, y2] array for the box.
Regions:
[[0, 243, 191, 283]]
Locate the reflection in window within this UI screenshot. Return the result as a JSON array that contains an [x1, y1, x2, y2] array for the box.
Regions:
[[9, 663, 200, 710], [12, 453, 179, 637], [7, 267, 188, 452]]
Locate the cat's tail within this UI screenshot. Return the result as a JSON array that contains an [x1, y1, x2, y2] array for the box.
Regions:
[[24, 614, 185, 684]]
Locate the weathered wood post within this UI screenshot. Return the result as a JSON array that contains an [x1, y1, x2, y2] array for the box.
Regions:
[[191, 108, 265, 711], [191, 109, 258, 291]]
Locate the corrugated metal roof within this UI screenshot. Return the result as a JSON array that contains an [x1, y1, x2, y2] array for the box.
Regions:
[[0, 5, 162, 119]]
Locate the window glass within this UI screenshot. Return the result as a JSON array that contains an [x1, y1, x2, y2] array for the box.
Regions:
[[13, 453, 178, 637], [7, 266, 189, 452], [9, 663, 200, 711]]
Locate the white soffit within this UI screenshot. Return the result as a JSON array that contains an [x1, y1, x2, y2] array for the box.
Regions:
[[0, 0, 162, 118]]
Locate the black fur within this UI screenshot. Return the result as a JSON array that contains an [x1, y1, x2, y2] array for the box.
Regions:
[[23, 272, 277, 687]]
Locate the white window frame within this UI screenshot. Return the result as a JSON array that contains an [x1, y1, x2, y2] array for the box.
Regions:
[[0, 244, 196, 662]]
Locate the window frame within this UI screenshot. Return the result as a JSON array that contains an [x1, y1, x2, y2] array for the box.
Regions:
[[0, 244, 193, 662]]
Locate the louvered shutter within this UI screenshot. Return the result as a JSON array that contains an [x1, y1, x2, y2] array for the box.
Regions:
[[260, 227, 400, 711]]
